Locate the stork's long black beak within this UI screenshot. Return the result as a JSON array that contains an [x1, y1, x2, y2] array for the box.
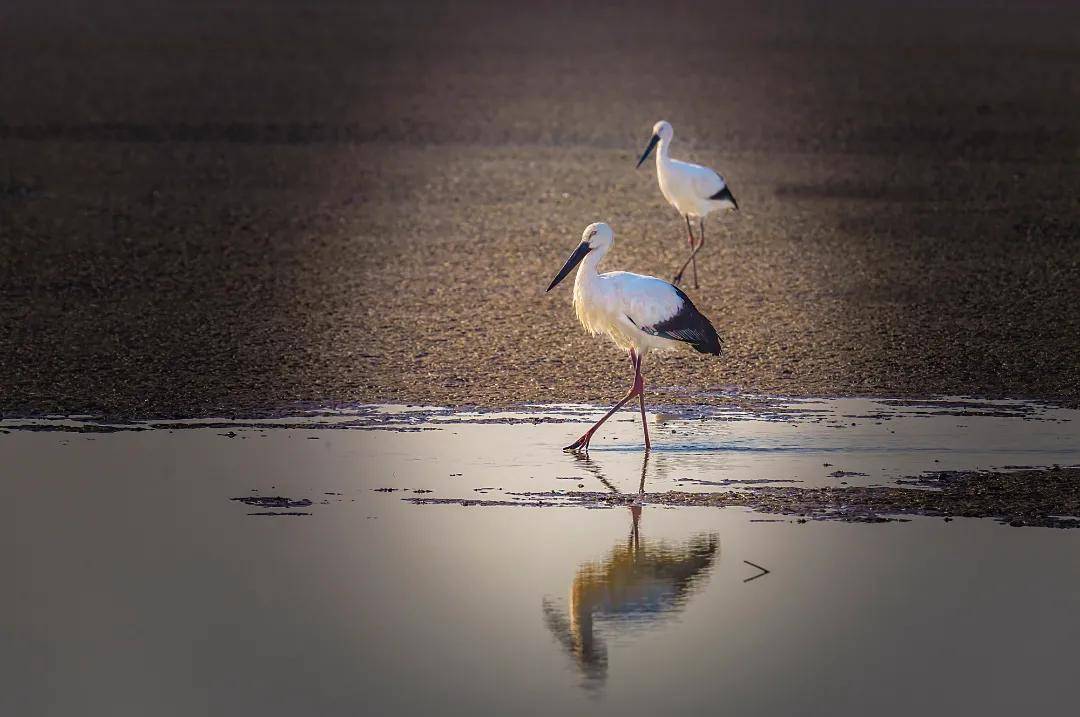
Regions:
[[546, 242, 591, 292], [635, 134, 660, 168]]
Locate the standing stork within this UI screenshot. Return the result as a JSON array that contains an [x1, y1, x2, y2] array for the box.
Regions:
[[546, 222, 723, 452], [636, 120, 738, 289]]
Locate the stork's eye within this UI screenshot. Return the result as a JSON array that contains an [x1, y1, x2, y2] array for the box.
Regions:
[[587, 230, 598, 240]]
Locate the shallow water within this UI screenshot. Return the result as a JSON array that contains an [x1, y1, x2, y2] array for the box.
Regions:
[[3, 397, 1079, 715]]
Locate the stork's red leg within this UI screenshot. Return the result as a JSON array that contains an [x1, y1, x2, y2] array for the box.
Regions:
[[565, 350, 643, 452], [673, 215, 698, 286], [690, 220, 700, 289], [637, 386, 650, 451], [633, 351, 651, 450], [692, 218, 705, 289]]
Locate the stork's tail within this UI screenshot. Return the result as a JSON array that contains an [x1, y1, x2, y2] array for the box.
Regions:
[[690, 320, 723, 356]]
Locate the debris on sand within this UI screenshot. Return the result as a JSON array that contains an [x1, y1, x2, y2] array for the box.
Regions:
[[246, 512, 312, 517], [408, 467, 1080, 529], [231, 496, 313, 509]]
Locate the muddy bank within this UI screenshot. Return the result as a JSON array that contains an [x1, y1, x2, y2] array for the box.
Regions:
[[2, 1, 1079, 417], [410, 466, 1080, 529]]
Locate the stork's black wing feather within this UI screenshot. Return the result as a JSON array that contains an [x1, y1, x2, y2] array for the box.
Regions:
[[709, 184, 738, 209], [633, 287, 723, 356]]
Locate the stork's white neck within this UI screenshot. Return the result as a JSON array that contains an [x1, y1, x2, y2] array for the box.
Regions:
[[574, 244, 608, 287], [655, 136, 671, 168]]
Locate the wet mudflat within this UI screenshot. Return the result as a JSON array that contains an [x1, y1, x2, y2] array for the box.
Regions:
[[3, 397, 1080, 715]]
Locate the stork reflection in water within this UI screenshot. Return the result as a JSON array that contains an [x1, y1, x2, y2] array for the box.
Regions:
[[542, 452, 720, 690]]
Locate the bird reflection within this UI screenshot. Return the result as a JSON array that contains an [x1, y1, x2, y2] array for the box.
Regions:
[[542, 452, 720, 691]]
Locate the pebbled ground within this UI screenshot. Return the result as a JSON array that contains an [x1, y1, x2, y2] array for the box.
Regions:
[[2, 0, 1079, 417]]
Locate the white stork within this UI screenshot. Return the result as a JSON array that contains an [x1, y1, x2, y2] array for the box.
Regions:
[[636, 120, 738, 288], [546, 222, 723, 451]]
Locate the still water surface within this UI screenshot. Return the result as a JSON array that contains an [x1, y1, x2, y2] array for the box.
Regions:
[[2, 398, 1078, 715]]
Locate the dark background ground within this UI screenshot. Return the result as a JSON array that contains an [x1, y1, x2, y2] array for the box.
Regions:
[[2, 0, 1078, 417]]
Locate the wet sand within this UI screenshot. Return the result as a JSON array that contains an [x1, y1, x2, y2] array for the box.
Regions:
[[6, 398, 1079, 526], [2, 1, 1080, 417]]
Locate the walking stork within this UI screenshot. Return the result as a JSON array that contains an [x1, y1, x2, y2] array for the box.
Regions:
[[546, 222, 723, 451], [636, 120, 738, 288]]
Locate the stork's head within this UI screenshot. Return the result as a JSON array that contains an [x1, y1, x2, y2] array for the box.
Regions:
[[546, 223, 613, 292], [581, 222, 614, 251], [636, 120, 673, 168]]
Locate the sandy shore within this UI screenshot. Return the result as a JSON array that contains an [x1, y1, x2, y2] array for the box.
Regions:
[[2, 1, 1078, 417]]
